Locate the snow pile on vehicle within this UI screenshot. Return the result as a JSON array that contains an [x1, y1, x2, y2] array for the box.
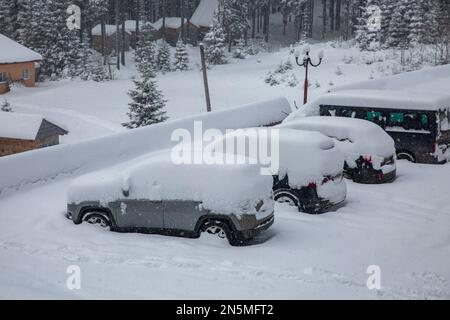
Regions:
[[278, 117, 396, 170], [0, 97, 291, 195], [0, 33, 42, 63], [67, 150, 274, 217], [285, 89, 450, 120], [207, 128, 345, 189]]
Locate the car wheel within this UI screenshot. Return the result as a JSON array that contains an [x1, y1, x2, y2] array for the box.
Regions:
[[83, 212, 111, 229], [397, 151, 416, 163], [201, 220, 238, 246], [274, 190, 299, 207]]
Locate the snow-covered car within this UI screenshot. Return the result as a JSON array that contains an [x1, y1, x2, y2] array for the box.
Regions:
[[207, 128, 347, 214], [66, 151, 274, 246], [278, 116, 397, 184]]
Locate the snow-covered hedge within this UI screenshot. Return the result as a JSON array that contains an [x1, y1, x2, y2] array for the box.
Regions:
[[0, 97, 292, 195]]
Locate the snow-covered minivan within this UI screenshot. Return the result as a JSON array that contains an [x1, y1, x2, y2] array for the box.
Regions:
[[66, 151, 274, 246], [278, 117, 397, 184], [207, 128, 347, 214]]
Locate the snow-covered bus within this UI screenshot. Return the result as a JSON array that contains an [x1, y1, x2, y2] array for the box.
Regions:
[[312, 90, 450, 164]]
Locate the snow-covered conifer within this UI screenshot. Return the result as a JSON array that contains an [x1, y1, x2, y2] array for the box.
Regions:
[[123, 77, 168, 129], [157, 40, 172, 73], [1, 99, 12, 112], [174, 40, 190, 71], [204, 12, 227, 65]]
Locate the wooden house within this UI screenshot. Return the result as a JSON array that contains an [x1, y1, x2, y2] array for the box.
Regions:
[[0, 33, 42, 95], [152, 17, 198, 46], [190, 0, 219, 41], [91, 24, 131, 55], [0, 112, 68, 157]]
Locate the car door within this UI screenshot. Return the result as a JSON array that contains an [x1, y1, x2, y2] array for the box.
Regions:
[[115, 199, 164, 230], [164, 201, 206, 233]]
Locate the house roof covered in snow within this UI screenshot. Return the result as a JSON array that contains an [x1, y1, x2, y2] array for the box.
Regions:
[[91, 24, 131, 37], [0, 33, 42, 64], [314, 89, 450, 111], [0, 112, 68, 140], [190, 0, 219, 28], [122, 20, 155, 33], [152, 17, 185, 30]]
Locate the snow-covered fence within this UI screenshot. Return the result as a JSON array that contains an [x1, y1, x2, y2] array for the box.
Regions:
[[0, 97, 292, 195]]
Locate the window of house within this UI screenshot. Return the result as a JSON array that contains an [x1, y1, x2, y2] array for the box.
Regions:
[[23, 68, 30, 80], [0, 72, 6, 83]]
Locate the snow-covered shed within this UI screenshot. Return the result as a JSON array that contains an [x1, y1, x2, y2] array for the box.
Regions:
[[0, 33, 42, 94], [91, 24, 131, 54], [152, 17, 198, 45], [190, 0, 219, 38], [0, 112, 68, 157]]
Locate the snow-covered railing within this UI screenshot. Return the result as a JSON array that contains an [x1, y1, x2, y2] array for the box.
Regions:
[[0, 97, 292, 195]]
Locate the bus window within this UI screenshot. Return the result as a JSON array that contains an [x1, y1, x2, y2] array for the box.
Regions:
[[403, 113, 421, 130], [421, 114, 429, 129], [390, 112, 404, 125], [367, 111, 384, 127]]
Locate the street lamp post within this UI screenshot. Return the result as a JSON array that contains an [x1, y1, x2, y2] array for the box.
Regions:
[[295, 48, 324, 105]]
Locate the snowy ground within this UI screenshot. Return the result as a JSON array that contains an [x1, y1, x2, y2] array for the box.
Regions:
[[0, 160, 449, 299], [1, 40, 450, 299], [4, 41, 391, 143]]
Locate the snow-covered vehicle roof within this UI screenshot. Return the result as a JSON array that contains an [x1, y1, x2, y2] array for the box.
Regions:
[[207, 128, 344, 189], [0, 33, 42, 64], [306, 90, 450, 111], [67, 150, 273, 216], [190, 0, 219, 28], [279, 116, 396, 164]]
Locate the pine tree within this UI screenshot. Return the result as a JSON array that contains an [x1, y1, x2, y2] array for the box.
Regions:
[[222, 0, 249, 51], [380, 0, 396, 45], [14, 0, 33, 45], [1, 99, 12, 112], [135, 23, 157, 78], [0, 0, 17, 38], [355, 0, 380, 51], [123, 77, 168, 129], [386, 0, 410, 49], [232, 39, 246, 59], [157, 40, 172, 73], [204, 12, 227, 65], [174, 39, 190, 71]]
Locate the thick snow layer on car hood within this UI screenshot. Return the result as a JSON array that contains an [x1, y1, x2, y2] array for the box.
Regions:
[[67, 150, 274, 216], [279, 117, 396, 167], [208, 128, 344, 189]]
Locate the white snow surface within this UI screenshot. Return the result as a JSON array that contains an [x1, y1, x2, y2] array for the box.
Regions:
[[190, 0, 219, 28], [278, 117, 396, 169], [0, 97, 291, 194], [152, 17, 183, 30], [0, 33, 42, 63], [68, 150, 274, 216], [301, 89, 450, 112], [0, 112, 44, 140]]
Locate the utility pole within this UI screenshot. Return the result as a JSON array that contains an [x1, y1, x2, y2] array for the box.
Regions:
[[200, 44, 212, 113], [115, 0, 120, 70]]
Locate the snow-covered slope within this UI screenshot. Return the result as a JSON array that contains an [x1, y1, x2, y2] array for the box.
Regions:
[[0, 97, 291, 195]]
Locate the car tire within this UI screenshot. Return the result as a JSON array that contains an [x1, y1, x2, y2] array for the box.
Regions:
[[397, 151, 416, 163], [83, 212, 111, 229], [274, 190, 299, 206], [201, 220, 239, 246]]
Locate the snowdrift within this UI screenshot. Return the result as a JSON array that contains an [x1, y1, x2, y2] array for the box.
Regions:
[[0, 97, 292, 195]]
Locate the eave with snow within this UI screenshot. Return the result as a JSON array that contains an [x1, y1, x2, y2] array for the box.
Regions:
[[91, 24, 132, 54], [0, 33, 42, 94], [0, 112, 68, 157]]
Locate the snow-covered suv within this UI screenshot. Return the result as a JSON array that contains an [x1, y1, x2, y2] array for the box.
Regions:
[[279, 116, 397, 184], [208, 128, 347, 214], [66, 151, 274, 246]]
